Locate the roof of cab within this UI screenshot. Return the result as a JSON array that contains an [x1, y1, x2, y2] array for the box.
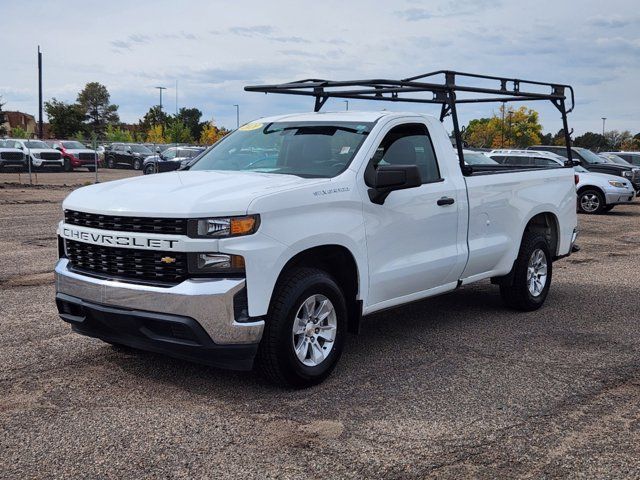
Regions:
[[250, 111, 433, 124]]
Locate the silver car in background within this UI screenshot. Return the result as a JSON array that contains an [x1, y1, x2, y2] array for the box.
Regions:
[[489, 149, 635, 214]]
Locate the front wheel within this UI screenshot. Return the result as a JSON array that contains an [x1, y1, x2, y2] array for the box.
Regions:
[[578, 189, 605, 214], [499, 232, 552, 311], [107, 157, 116, 169], [143, 163, 155, 175], [257, 267, 346, 388]]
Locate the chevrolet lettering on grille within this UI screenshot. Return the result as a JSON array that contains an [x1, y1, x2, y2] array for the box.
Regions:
[[62, 226, 178, 249]]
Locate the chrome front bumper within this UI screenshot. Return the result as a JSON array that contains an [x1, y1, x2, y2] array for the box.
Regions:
[[54, 258, 264, 345]]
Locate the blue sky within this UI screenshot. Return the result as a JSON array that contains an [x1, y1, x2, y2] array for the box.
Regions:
[[1, 0, 639, 135]]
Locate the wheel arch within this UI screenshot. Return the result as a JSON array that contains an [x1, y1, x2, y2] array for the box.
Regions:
[[273, 244, 362, 334], [523, 211, 560, 257]]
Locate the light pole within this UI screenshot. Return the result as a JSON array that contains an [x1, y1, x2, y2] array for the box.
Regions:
[[155, 86, 167, 111], [155, 86, 167, 139], [233, 104, 240, 129], [343, 100, 349, 111], [601, 117, 606, 137]]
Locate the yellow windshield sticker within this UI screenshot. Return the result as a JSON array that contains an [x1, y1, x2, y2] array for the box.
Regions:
[[239, 122, 263, 131]]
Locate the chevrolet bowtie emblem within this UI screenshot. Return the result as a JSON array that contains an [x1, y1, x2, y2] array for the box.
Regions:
[[160, 256, 176, 264]]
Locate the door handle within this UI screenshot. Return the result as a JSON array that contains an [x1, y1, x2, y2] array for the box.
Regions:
[[437, 197, 455, 206]]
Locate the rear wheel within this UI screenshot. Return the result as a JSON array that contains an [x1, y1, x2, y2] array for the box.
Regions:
[[499, 232, 552, 311], [133, 158, 142, 170], [578, 189, 605, 214], [257, 267, 346, 388], [144, 163, 155, 175], [107, 156, 116, 169]]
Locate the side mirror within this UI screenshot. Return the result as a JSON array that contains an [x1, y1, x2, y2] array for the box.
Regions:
[[126, 147, 132, 153], [55, 146, 63, 151], [367, 164, 422, 205]]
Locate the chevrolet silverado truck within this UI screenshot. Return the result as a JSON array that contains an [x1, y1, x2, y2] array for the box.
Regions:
[[55, 71, 579, 387]]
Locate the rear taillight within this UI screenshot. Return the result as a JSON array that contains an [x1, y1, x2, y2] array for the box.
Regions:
[[574, 174, 579, 185]]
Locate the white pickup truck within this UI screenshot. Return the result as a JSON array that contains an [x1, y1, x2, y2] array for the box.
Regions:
[[55, 72, 579, 387]]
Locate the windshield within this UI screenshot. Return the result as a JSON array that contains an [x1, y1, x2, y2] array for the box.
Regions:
[[463, 152, 497, 165], [24, 140, 48, 149], [576, 147, 606, 164], [189, 121, 373, 178], [62, 141, 86, 149], [600, 153, 632, 166], [131, 145, 152, 154]]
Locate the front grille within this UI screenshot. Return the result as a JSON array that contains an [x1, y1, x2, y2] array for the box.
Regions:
[[65, 239, 187, 285], [1, 152, 24, 161], [78, 153, 95, 160], [64, 210, 188, 235], [41, 152, 61, 160]]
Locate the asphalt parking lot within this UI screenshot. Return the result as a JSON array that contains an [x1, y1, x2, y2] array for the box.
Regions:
[[1, 172, 639, 479]]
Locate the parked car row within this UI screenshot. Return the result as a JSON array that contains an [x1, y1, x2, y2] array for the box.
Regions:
[[463, 148, 637, 214]]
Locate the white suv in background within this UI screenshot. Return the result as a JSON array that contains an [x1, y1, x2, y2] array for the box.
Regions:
[[488, 149, 635, 214], [7, 139, 64, 171]]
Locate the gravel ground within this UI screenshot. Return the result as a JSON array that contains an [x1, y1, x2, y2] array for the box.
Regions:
[[1, 175, 639, 479]]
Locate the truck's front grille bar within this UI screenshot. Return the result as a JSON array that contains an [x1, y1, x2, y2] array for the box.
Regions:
[[65, 239, 188, 286], [64, 210, 187, 235]]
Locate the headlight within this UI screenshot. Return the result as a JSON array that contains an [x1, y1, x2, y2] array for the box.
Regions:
[[187, 253, 245, 275], [188, 215, 259, 238], [622, 171, 632, 178], [609, 180, 627, 188], [33, 152, 41, 159]]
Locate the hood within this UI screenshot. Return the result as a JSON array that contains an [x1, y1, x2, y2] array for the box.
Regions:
[[65, 148, 96, 155], [63, 170, 330, 217], [28, 148, 60, 154], [582, 170, 634, 188]]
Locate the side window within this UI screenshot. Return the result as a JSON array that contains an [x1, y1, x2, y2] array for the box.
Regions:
[[505, 156, 529, 166], [164, 149, 177, 159], [371, 123, 441, 183], [534, 157, 559, 166], [491, 155, 507, 164]]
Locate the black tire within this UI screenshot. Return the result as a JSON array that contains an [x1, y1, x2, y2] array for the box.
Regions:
[[144, 163, 155, 175], [87, 166, 96, 172], [107, 156, 116, 169], [499, 232, 552, 311], [63, 158, 73, 172], [133, 158, 142, 170], [578, 189, 605, 214], [257, 267, 346, 388]]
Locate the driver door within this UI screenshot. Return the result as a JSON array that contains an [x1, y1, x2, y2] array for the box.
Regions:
[[361, 121, 466, 309]]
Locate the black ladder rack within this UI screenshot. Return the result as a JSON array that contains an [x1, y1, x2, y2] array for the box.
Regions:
[[245, 70, 575, 175]]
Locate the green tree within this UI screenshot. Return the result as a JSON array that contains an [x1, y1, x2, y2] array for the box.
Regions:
[[138, 106, 170, 134], [175, 107, 204, 140], [44, 98, 86, 138], [76, 82, 119, 136], [165, 119, 192, 144], [604, 130, 632, 150], [461, 117, 498, 148], [574, 132, 606, 150], [0, 96, 7, 136], [104, 124, 133, 142], [11, 126, 28, 138], [463, 106, 543, 148]]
